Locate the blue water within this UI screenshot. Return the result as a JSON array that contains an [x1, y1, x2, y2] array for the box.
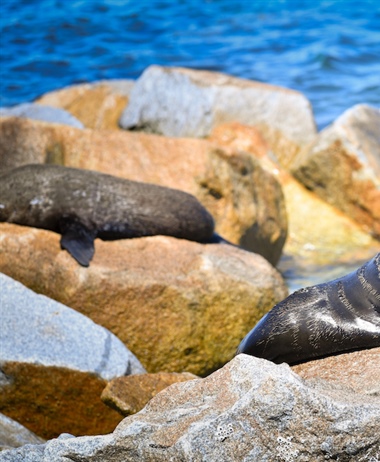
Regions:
[[0, 0, 379, 129]]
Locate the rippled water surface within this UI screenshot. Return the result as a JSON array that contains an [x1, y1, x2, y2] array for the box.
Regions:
[[1, 0, 380, 128]]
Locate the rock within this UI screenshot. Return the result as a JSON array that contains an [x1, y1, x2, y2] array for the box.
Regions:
[[209, 121, 380, 269], [0, 118, 47, 173], [197, 149, 287, 265], [0, 414, 45, 451], [209, 122, 271, 160], [279, 173, 380, 263], [0, 223, 288, 376], [0, 118, 287, 264], [292, 347, 380, 396], [0, 103, 83, 128], [292, 104, 380, 239], [119, 65, 317, 168], [36, 80, 133, 129], [101, 372, 198, 416], [2, 354, 379, 461], [0, 272, 145, 379], [0, 272, 145, 439]]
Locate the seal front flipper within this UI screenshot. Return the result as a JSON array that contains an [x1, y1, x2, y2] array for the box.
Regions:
[[59, 217, 96, 267]]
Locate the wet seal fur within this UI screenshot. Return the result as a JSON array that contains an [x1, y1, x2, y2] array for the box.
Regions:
[[0, 164, 218, 267], [237, 253, 380, 364]]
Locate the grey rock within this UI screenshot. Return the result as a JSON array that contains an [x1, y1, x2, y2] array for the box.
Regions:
[[0, 414, 45, 451], [0, 444, 46, 461], [3, 354, 379, 461], [0, 273, 145, 438], [119, 65, 316, 145], [0, 103, 84, 128], [0, 272, 145, 379]]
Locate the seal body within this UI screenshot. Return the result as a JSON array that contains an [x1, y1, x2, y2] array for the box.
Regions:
[[0, 164, 215, 266], [237, 253, 380, 364]]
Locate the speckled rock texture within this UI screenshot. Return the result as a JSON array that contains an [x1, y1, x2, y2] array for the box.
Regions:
[[0, 224, 287, 376], [2, 353, 379, 461]]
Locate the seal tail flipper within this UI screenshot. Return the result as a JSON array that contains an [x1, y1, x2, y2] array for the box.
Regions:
[[59, 218, 96, 267], [209, 232, 238, 247]]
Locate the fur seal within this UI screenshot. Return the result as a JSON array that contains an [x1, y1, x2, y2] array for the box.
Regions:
[[237, 253, 380, 364], [0, 164, 216, 267]]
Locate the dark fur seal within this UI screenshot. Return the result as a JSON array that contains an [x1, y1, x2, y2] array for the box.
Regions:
[[237, 253, 380, 364], [0, 164, 216, 266]]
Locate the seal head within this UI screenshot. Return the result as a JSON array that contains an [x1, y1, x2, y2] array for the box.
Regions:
[[237, 253, 380, 364]]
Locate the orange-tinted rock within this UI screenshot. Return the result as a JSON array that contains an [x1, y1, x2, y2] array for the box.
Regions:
[[292, 347, 380, 396], [36, 80, 133, 129], [196, 149, 287, 264], [0, 363, 123, 440], [0, 117, 51, 172], [292, 104, 380, 239], [102, 372, 198, 416], [0, 223, 288, 376], [209, 122, 270, 160]]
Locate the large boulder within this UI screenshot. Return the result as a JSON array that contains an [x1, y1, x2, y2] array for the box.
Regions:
[[2, 352, 379, 461], [0, 273, 145, 440], [292, 104, 380, 239], [36, 80, 134, 130], [0, 223, 288, 376], [0, 117, 287, 265], [119, 65, 317, 168]]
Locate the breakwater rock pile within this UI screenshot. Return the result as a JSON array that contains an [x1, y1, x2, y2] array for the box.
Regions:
[[0, 66, 379, 460]]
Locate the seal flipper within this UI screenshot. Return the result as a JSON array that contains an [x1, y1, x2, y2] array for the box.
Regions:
[[59, 218, 96, 267]]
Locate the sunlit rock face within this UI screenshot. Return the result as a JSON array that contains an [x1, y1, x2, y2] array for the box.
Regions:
[[3, 352, 379, 461], [293, 104, 380, 239]]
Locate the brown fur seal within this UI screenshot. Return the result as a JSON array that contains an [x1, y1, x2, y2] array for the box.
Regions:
[[0, 164, 217, 266], [237, 253, 380, 364]]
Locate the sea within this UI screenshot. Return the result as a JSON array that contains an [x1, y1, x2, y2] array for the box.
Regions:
[[1, 0, 380, 129], [1, 0, 379, 289]]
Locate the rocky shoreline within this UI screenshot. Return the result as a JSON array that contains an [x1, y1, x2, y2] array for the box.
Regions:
[[0, 65, 379, 460]]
